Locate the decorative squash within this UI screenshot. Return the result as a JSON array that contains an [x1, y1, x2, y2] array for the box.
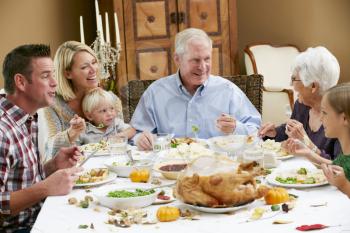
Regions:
[[156, 206, 180, 222], [264, 187, 289, 205], [129, 169, 150, 183]]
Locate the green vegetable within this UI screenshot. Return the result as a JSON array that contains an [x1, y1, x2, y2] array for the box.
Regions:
[[276, 176, 297, 184], [192, 125, 200, 133], [79, 200, 89, 208], [297, 168, 307, 175], [271, 204, 280, 211], [107, 188, 155, 198], [303, 177, 316, 184], [78, 224, 88, 229]]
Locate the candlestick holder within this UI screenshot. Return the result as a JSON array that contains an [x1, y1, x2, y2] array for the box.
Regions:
[[91, 31, 121, 93]]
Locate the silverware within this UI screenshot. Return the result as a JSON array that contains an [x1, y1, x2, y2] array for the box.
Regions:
[[126, 150, 135, 165], [78, 148, 101, 167]]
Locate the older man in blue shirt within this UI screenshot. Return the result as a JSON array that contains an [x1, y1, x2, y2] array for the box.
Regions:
[[131, 28, 261, 150]]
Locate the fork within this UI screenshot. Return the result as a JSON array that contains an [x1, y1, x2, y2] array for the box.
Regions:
[[78, 148, 101, 167]]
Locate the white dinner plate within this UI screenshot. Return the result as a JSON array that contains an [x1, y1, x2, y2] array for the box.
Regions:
[[74, 172, 117, 187], [276, 154, 294, 160], [180, 200, 255, 213], [266, 170, 328, 188]]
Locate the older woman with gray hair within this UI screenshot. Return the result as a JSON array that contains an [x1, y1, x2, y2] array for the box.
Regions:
[[259, 46, 341, 159]]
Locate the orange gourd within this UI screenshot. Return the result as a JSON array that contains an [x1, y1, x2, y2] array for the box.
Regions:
[[156, 206, 180, 222], [264, 187, 289, 205], [129, 169, 150, 183]]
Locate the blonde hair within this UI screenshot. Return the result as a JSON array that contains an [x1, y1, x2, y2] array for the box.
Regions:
[[54, 41, 100, 101], [175, 28, 212, 56], [82, 87, 115, 114], [325, 83, 350, 121]]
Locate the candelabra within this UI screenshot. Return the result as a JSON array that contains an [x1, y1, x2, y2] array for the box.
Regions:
[[91, 31, 121, 92]]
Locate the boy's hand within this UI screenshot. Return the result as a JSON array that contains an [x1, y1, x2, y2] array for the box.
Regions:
[[68, 114, 86, 143]]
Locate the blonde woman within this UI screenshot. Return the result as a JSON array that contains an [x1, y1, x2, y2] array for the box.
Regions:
[[44, 41, 123, 158]]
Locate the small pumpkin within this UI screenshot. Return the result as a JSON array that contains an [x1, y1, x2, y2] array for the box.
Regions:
[[156, 206, 180, 222], [129, 169, 150, 183], [264, 187, 289, 205]]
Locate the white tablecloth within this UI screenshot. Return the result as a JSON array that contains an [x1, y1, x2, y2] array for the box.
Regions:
[[31, 154, 350, 233]]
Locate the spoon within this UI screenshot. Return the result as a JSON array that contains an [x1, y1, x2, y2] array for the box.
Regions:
[[126, 150, 135, 165]]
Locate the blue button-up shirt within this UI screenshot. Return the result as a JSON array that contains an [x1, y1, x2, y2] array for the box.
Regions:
[[130, 73, 261, 139]]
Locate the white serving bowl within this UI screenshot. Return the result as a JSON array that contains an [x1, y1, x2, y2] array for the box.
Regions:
[[153, 160, 188, 180], [104, 157, 153, 177], [93, 183, 158, 209]]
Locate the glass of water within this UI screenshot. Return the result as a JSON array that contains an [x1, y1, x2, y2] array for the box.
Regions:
[[152, 133, 172, 153], [108, 135, 127, 156]]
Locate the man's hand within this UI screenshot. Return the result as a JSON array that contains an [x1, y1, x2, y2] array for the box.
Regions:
[[258, 122, 277, 138], [216, 113, 236, 134], [68, 114, 86, 143], [42, 167, 83, 196], [54, 146, 81, 170], [136, 131, 154, 151], [285, 119, 306, 140]]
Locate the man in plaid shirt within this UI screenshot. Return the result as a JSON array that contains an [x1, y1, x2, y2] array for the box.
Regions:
[[0, 44, 83, 233]]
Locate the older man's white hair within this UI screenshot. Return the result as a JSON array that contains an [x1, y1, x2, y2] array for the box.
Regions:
[[175, 28, 212, 56], [292, 46, 340, 94]]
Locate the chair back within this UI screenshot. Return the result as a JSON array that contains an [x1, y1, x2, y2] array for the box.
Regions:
[[244, 43, 300, 89], [122, 75, 263, 123]]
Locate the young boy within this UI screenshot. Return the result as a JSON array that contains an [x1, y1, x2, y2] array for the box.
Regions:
[[51, 88, 135, 154]]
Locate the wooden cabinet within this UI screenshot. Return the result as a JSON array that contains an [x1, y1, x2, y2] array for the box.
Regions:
[[101, 0, 238, 92]]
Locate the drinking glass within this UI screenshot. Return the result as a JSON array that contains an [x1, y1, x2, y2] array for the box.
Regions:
[[152, 133, 172, 153], [108, 135, 127, 156]]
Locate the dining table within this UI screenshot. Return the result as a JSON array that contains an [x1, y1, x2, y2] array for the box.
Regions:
[[31, 145, 350, 233]]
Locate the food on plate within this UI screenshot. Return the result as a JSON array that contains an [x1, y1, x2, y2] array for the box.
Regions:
[[261, 139, 289, 157], [275, 168, 327, 185], [129, 169, 150, 183], [79, 140, 109, 153], [76, 168, 109, 184], [157, 190, 171, 200], [171, 137, 196, 148], [167, 142, 222, 160], [156, 206, 180, 222], [107, 188, 155, 198], [159, 163, 187, 172], [210, 135, 246, 151], [264, 187, 289, 205], [174, 156, 269, 207]]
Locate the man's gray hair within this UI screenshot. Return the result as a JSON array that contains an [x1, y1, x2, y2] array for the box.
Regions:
[[175, 28, 212, 56], [292, 46, 340, 94]]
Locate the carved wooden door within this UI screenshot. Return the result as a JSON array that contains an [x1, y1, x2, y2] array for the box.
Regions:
[[117, 0, 237, 89]]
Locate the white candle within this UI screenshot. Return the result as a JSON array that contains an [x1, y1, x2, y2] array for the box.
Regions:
[[114, 12, 120, 46], [99, 14, 105, 44], [105, 12, 110, 43], [79, 16, 85, 44], [95, 0, 100, 32]]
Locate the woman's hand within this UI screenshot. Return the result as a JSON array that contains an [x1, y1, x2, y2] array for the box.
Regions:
[[285, 119, 306, 140], [283, 138, 312, 157], [258, 122, 277, 138]]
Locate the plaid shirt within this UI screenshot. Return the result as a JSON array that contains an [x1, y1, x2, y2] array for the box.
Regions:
[[0, 95, 45, 232]]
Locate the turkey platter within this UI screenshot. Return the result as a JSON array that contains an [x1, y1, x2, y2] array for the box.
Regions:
[[174, 156, 268, 207]]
